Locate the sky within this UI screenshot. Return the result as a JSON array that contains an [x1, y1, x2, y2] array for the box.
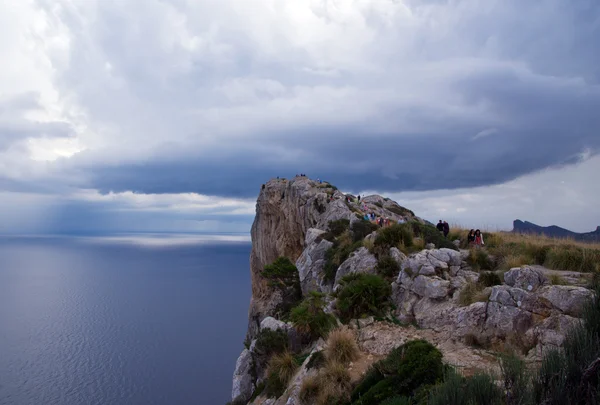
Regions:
[[0, 0, 599, 235]]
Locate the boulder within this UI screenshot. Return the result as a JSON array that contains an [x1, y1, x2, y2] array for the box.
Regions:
[[389, 247, 407, 266], [232, 349, 254, 402], [260, 316, 288, 332], [485, 301, 533, 336], [419, 265, 436, 276], [334, 247, 378, 288], [410, 275, 450, 299], [426, 243, 436, 250], [296, 228, 334, 294], [538, 285, 593, 316], [504, 266, 548, 292]]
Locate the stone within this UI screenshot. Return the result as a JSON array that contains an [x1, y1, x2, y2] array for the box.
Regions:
[[419, 265, 436, 276], [261, 316, 288, 332], [504, 266, 548, 292], [426, 243, 436, 250], [410, 275, 450, 299], [485, 301, 533, 336], [389, 247, 407, 266], [334, 247, 378, 288], [296, 228, 334, 295], [538, 285, 593, 316], [232, 349, 254, 402], [453, 239, 461, 248]]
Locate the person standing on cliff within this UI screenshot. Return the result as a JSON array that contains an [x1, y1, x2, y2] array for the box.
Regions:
[[437, 220, 444, 233], [443, 221, 450, 238]]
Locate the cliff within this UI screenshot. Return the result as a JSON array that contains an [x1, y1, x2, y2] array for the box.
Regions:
[[246, 176, 421, 339], [231, 177, 597, 405]]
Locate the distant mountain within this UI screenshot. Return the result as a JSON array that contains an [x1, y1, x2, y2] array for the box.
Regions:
[[512, 219, 600, 242]]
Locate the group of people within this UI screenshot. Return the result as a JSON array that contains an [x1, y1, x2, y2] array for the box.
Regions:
[[362, 212, 405, 227], [467, 229, 485, 247], [436, 220, 450, 238]]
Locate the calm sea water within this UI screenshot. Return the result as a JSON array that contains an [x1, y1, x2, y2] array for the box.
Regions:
[[0, 235, 251, 405]]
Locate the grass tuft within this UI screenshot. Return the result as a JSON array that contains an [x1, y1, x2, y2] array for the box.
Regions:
[[325, 327, 360, 365]]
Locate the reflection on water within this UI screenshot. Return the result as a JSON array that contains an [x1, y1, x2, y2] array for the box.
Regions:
[[0, 235, 251, 405]]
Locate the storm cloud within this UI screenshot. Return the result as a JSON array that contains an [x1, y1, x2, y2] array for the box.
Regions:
[[0, 0, 598, 233]]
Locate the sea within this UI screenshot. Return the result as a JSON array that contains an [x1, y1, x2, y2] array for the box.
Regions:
[[0, 234, 252, 405]]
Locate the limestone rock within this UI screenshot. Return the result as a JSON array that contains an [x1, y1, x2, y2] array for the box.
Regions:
[[261, 316, 288, 332], [426, 243, 436, 250], [296, 228, 334, 295], [410, 275, 450, 299], [504, 266, 548, 292], [334, 247, 377, 288], [389, 247, 407, 266], [232, 349, 254, 403], [419, 265, 436, 276], [538, 285, 593, 316]]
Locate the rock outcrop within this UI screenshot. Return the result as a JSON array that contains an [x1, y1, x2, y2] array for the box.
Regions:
[[246, 177, 420, 339], [232, 176, 595, 404]]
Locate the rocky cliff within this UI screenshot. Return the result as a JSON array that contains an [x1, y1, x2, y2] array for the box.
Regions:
[[245, 176, 420, 339], [231, 177, 595, 405]]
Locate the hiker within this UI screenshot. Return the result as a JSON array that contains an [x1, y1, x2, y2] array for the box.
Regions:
[[358, 195, 361, 202], [474, 229, 485, 247], [443, 221, 450, 238], [363, 214, 369, 221], [398, 218, 405, 224], [437, 220, 444, 233], [467, 229, 476, 245]]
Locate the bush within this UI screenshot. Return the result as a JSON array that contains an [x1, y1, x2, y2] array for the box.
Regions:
[[374, 224, 414, 254], [299, 374, 320, 404], [467, 249, 494, 271], [323, 232, 363, 282], [387, 204, 415, 217], [376, 255, 401, 279], [351, 340, 444, 404], [549, 273, 566, 285], [428, 369, 502, 405], [410, 222, 458, 251], [328, 219, 350, 238], [499, 352, 532, 405], [306, 350, 326, 370], [261, 257, 302, 318], [336, 273, 392, 322], [254, 328, 289, 357], [318, 361, 353, 405], [264, 351, 299, 398], [290, 292, 337, 340], [458, 282, 489, 306], [325, 327, 360, 365], [352, 220, 379, 242], [545, 246, 600, 273], [479, 271, 502, 287]]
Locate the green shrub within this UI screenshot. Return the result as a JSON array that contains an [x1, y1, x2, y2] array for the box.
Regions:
[[479, 271, 502, 287], [328, 219, 350, 238], [466, 373, 503, 405], [467, 249, 494, 271], [306, 350, 326, 370], [336, 273, 392, 322], [249, 381, 266, 402], [254, 328, 289, 357], [428, 369, 465, 405], [376, 255, 400, 279], [290, 292, 337, 340], [410, 222, 457, 250], [351, 340, 444, 404], [380, 396, 412, 405], [387, 205, 415, 217], [351, 220, 379, 242], [545, 246, 600, 273], [374, 224, 414, 255], [261, 257, 302, 318], [499, 352, 532, 405]]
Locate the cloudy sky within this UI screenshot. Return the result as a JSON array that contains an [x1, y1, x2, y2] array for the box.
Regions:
[[1, 0, 599, 235]]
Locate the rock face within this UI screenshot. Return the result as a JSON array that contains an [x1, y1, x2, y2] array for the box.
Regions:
[[247, 177, 421, 339], [504, 266, 548, 292], [247, 178, 354, 338], [391, 247, 592, 356], [232, 349, 254, 403], [296, 228, 334, 295], [334, 247, 378, 289]]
